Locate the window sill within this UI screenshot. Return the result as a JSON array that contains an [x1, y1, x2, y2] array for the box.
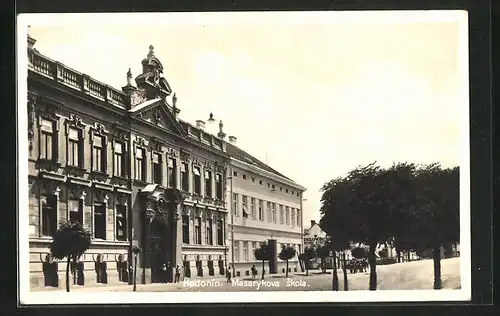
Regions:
[[112, 175, 129, 181], [90, 170, 109, 177], [66, 165, 86, 173]]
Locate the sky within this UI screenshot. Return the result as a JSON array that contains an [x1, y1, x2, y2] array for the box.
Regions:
[[21, 11, 468, 226]]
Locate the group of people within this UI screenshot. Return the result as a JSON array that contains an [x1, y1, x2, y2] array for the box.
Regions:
[[225, 265, 259, 283], [161, 262, 181, 283]]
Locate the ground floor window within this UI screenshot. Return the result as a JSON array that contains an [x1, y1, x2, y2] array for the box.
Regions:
[[41, 195, 58, 237], [94, 203, 106, 239]]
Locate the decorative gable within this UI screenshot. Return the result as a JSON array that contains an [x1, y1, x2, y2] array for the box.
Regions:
[[130, 99, 186, 137]]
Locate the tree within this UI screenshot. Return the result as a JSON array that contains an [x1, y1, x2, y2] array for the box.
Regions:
[[298, 247, 316, 276], [254, 242, 271, 280], [351, 246, 368, 259], [49, 221, 92, 292], [278, 245, 296, 277], [411, 165, 459, 289], [378, 248, 388, 259], [315, 245, 330, 273], [131, 245, 142, 291]]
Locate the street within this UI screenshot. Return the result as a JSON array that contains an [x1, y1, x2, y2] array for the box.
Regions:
[[37, 258, 460, 292]]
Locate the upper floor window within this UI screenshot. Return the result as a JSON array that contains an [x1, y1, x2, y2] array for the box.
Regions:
[[250, 197, 256, 219], [168, 158, 176, 188], [242, 195, 248, 218], [258, 200, 263, 221], [68, 127, 83, 167], [194, 217, 202, 244], [182, 215, 190, 244], [193, 166, 201, 195], [271, 203, 276, 223], [206, 218, 213, 245], [92, 135, 106, 173], [215, 174, 223, 200], [233, 171, 238, 177], [242, 174, 247, 180], [93, 202, 106, 240], [113, 142, 125, 177], [40, 118, 57, 161], [135, 148, 146, 181], [205, 170, 212, 197], [180, 162, 189, 191], [232, 193, 238, 216], [41, 194, 58, 237], [152, 152, 162, 185], [116, 204, 127, 241]]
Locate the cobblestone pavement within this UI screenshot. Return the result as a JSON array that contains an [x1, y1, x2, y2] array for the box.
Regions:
[[34, 258, 460, 292]]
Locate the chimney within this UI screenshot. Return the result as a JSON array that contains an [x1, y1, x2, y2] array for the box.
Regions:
[[217, 120, 226, 140], [196, 120, 206, 130], [310, 220, 316, 227], [228, 136, 237, 144], [27, 26, 36, 49]]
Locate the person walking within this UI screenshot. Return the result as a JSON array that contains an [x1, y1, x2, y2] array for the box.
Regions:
[[174, 264, 180, 283], [251, 265, 257, 279], [226, 266, 232, 283]]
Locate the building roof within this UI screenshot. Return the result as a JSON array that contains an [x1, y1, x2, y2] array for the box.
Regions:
[[225, 142, 292, 181]]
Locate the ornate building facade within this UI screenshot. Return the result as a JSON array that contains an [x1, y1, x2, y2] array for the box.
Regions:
[[26, 34, 230, 289]]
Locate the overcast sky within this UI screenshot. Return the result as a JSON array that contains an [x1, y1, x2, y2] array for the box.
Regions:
[[21, 11, 468, 226]]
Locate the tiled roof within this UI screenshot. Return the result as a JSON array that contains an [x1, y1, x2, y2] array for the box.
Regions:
[[225, 142, 292, 181]]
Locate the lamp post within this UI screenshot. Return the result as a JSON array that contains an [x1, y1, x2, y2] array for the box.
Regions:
[[300, 197, 307, 254], [228, 171, 236, 277]]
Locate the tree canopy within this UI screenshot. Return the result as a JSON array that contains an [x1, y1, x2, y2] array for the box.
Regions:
[[50, 221, 92, 261]]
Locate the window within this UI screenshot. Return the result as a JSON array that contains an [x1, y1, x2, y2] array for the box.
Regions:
[[234, 242, 239, 262], [68, 128, 82, 167], [250, 197, 256, 218], [94, 203, 106, 239], [232, 193, 238, 216], [291, 208, 296, 227], [286, 189, 289, 193], [233, 171, 238, 177], [267, 182, 270, 188], [193, 166, 201, 195], [205, 170, 212, 197], [272, 203, 276, 223], [40, 118, 56, 160], [243, 241, 248, 261], [280, 187, 283, 192], [267, 202, 271, 222], [194, 217, 201, 244], [215, 174, 223, 200], [116, 205, 127, 241], [92, 135, 106, 173], [272, 184, 275, 190], [242, 195, 248, 218], [70, 198, 84, 224], [252, 242, 257, 260], [217, 219, 224, 246], [153, 153, 162, 185], [113, 142, 125, 177], [279, 205, 284, 224], [259, 180, 262, 185], [182, 215, 190, 244], [285, 206, 290, 224], [168, 158, 176, 188], [41, 195, 57, 237], [292, 190, 294, 195], [258, 200, 263, 221], [135, 148, 145, 181], [297, 192, 300, 197], [297, 209, 301, 226], [251, 177, 255, 182], [181, 162, 189, 191], [242, 174, 247, 180], [206, 219, 213, 245]]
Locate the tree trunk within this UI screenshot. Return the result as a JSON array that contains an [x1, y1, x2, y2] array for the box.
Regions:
[[332, 253, 339, 291], [133, 255, 138, 292], [396, 250, 401, 263], [368, 244, 377, 291], [407, 252, 411, 262], [433, 246, 442, 290], [285, 260, 289, 278], [261, 260, 265, 280], [342, 252, 348, 291], [306, 261, 309, 276], [72, 257, 76, 285], [66, 257, 71, 292]]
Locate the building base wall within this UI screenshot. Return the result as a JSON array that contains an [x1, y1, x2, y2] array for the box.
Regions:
[[232, 260, 300, 278]]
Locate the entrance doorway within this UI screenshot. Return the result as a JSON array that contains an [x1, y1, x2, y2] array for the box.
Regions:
[[149, 218, 173, 283]]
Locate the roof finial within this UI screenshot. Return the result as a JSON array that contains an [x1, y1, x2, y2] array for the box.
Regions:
[[147, 45, 155, 58], [126, 68, 132, 85], [208, 112, 215, 123], [217, 120, 226, 140], [172, 93, 177, 107]]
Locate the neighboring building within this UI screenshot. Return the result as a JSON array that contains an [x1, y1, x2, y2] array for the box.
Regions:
[[303, 220, 326, 248], [224, 139, 306, 277], [26, 34, 231, 289]]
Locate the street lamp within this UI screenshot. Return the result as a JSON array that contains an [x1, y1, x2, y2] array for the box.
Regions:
[[227, 172, 236, 277]]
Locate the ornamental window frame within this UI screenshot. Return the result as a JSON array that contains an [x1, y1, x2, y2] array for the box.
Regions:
[[65, 114, 86, 169], [38, 114, 60, 162], [89, 123, 109, 174]]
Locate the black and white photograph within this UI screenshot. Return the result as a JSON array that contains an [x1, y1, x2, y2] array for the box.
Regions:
[[17, 11, 470, 304]]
